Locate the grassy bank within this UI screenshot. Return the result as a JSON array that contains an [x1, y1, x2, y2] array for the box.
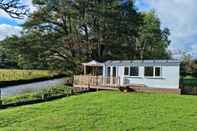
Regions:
[[0, 91, 197, 130], [0, 69, 56, 81], [1, 85, 72, 105]]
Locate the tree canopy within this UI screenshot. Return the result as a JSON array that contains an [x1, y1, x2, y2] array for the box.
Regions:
[[0, 0, 171, 74]]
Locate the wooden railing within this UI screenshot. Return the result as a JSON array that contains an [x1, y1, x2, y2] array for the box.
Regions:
[[74, 75, 120, 87]]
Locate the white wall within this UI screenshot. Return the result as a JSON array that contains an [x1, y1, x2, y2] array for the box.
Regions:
[[121, 66, 180, 89]]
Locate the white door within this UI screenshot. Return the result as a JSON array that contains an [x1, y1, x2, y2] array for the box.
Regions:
[[106, 66, 118, 85]]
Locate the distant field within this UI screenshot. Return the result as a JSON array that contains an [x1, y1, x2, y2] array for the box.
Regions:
[[0, 69, 55, 82], [0, 91, 197, 130]]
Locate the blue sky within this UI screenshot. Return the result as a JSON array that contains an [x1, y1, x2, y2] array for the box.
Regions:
[[0, 0, 197, 58]]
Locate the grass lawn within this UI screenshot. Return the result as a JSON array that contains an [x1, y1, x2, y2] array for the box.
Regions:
[[0, 91, 197, 131]]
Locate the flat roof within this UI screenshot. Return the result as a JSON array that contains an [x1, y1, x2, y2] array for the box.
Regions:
[[104, 60, 180, 66]]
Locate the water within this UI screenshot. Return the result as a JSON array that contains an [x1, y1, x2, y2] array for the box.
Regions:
[[1, 78, 65, 97]]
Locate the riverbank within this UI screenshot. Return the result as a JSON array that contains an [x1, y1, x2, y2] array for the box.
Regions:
[[1, 78, 66, 97], [0, 74, 66, 88]]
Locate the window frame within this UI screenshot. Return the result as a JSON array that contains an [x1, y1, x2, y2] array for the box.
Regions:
[[144, 66, 162, 78]]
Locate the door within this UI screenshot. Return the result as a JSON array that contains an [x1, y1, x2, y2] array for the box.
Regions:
[[106, 66, 117, 85]]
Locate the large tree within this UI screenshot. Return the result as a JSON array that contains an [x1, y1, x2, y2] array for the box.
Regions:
[[1, 0, 171, 74]]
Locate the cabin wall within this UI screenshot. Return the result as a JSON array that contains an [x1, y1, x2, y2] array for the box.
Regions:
[[123, 66, 180, 89], [103, 64, 180, 89]]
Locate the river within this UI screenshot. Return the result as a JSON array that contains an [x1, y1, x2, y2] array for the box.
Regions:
[[0, 78, 65, 97]]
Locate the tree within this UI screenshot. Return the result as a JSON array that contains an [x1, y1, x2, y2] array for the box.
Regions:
[[0, 0, 28, 18], [1, 0, 171, 74], [180, 52, 195, 76], [135, 11, 171, 60]]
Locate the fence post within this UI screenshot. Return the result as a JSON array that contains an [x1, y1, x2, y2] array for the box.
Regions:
[[42, 94, 47, 100]]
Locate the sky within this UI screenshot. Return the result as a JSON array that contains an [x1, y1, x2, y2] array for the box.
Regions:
[[0, 0, 197, 58]]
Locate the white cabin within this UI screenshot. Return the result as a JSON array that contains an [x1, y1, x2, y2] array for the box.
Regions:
[[74, 60, 180, 90]]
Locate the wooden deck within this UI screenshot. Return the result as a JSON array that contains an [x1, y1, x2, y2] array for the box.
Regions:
[[73, 75, 120, 89]]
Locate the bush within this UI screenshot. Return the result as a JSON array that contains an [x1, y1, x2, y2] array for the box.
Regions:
[[181, 78, 197, 87]]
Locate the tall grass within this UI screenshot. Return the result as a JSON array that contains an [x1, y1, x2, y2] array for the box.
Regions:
[[0, 69, 56, 81]]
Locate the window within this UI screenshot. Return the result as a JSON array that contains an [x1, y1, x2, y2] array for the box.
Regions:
[[130, 67, 139, 76], [144, 66, 162, 77], [124, 67, 129, 76], [124, 66, 139, 76], [155, 67, 161, 77], [144, 67, 154, 77]]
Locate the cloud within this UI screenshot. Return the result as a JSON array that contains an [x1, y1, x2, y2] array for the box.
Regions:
[[136, 0, 197, 58], [0, 0, 35, 41], [0, 24, 22, 41], [0, 0, 36, 20]]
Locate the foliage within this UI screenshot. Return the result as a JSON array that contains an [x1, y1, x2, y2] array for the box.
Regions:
[[0, 0, 171, 74], [0, 69, 54, 81], [181, 77, 197, 87], [0, 91, 197, 130], [136, 11, 171, 59], [180, 52, 197, 77]]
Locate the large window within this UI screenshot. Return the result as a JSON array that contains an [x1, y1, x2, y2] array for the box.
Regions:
[[144, 67, 154, 77], [130, 67, 139, 76], [144, 66, 162, 77], [124, 66, 139, 76]]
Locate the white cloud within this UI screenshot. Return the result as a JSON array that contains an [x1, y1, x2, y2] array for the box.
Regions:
[[138, 0, 197, 58], [0, 24, 22, 41], [0, 0, 36, 20], [0, 0, 35, 41]]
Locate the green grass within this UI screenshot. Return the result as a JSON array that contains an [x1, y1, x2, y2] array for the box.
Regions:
[[0, 91, 197, 131], [0, 69, 56, 81]]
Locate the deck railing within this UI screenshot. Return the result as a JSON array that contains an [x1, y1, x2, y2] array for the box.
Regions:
[[74, 75, 120, 87]]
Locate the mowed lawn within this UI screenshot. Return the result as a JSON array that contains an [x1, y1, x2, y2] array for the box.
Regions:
[[0, 91, 197, 131]]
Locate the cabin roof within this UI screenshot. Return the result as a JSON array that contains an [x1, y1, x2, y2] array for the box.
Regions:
[[104, 60, 180, 66], [82, 60, 104, 67]]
